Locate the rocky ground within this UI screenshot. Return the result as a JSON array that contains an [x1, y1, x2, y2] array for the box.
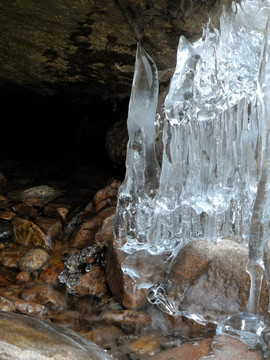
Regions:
[[0, 153, 267, 359]]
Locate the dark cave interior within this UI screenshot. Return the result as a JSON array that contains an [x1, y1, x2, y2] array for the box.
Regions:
[[0, 85, 128, 180]]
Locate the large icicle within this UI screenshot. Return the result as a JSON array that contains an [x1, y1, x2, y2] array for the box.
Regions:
[[113, 43, 160, 252]]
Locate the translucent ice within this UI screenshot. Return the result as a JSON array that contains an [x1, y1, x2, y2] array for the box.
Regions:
[[113, 0, 270, 332]]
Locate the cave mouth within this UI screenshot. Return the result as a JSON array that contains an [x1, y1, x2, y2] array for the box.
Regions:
[[0, 85, 127, 189]]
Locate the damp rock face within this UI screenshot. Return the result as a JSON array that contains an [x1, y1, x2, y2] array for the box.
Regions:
[[0, 0, 233, 102], [0, 311, 113, 360], [153, 239, 269, 323]]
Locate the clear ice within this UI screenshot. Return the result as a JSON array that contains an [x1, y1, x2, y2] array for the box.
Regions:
[[113, 0, 270, 344]]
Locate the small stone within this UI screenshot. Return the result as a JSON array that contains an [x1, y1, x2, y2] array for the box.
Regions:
[[35, 216, 62, 241], [15, 271, 31, 283], [20, 282, 67, 312], [81, 325, 123, 348], [43, 203, 70, 222], [101, 309, 152, 330], [12, 217, 53, 250], [69, 220, 96, 248], [0, 296, 16, 312], [12, 203, 40, 218], [93, 181, 121, 211], [129, 335, 160, 355], [39, 260, 65, 285], [13, 298, 49, 319], [150, 337, 213, 360], [0, 246, 27, 268], [95, 214, 114, 244], [0, 210, 16, 221], [76, 265, 107, 297], [19, 248, 49, 273]]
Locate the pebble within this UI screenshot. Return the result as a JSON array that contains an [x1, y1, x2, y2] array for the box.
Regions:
[[101, 309, 152, 331], [19, 248, 49, 272], [129, 335, 160, 355], [76, 265, 107, 297]]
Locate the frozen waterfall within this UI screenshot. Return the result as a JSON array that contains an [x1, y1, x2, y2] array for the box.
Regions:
[[113, 0, 270, 345]]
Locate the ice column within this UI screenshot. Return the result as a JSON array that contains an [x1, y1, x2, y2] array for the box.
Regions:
[[113, 43, 160, 252]]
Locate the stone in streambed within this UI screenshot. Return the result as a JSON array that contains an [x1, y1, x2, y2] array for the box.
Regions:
[[76, 265, 107, 297], [101, 309, 152, 331], [19, 248, 49, 273], [0, 311, 113, 359], [12, 217, 53, 250]]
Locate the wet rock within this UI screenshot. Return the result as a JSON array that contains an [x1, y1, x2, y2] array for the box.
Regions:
[[0, 311, 113, 359], [0, 295, 16, 312], [81, 325, 124, 349], [101, 309, 152, 331], [0, 210, 16, 221], [105, 239, 170, 309], [12, 203, 40, 218], [39, 260, 65, 285], [35, 216, 62, 241], [0, 246, 27, 268], [69, 219, 96, 248], [12, 217, 53, 250], [20, 282, 67, 312], [7, 185, 64, 206], [162, 239, 269, 323], [203, 335, 263, 360], [15, 271, 31, 283], [43, 203, 70, 222], [19, 248, 50, 272], [13, 298, 49, 319], [76, 265, 107, 297], [93, 181, 120, 212], [150, 337, 212, 360], [95, 213, 114, 244], [129, 334, 160, 355]]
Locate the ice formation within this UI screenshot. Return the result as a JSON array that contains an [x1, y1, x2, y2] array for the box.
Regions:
[[114, 0, 270, 342]]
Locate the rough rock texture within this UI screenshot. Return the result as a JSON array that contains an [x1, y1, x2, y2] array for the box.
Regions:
[[19, 248, 50, 273], [0, 311, 113, 359], [165, 239, 269, 322], [0, 0, 233, 102]]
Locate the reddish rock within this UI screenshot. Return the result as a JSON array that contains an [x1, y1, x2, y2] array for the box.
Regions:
[[151, 337, 212, 360], [0, 246, 27, 268], [76, 265, 107, 297], [20, 282, 66, 312], [0, 210, 16, 221], [12, 217, 53, 250], [101, 309, 152, 330], [95, 214, 114, 244], [94, 207, 116, 227], [79, 201, 94, 221], [93, 180, 121, 211], [15, 271, 31, 283], [43, 203, 70, 222], [12, 203, 40, 218], [19, 248, 50, 273], [129, 335, 160, 355], [203, 335, 263, 360], [81, 325, 123, 348], [39, 260, 65, 285], [35, 216, 62, 241], [23, 197, 42, 207], [13, 298, 49, 319], [69, 220, 96, 248]]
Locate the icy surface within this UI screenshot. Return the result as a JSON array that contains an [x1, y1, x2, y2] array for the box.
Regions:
[[113, 0, 270, 328]]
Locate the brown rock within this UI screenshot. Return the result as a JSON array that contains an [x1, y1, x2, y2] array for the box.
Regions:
[[23, 197, 42, 207], [0, 246, 27, 268], [43, 203, 70, 222], [129, 335, 160, 355], [93, 207, 116, 227], [19, 248, 50, 273], [39, 260, 65, 285], [105, 239, 169, 309], [15, 271, 31, 283], [81, 326, 123, 348], [164, 239, 269, 322], [13, 298, 49, 319], [150, 337, 212, 360], [69, 220, 96, 248], [0, 210, 16, 221], [0, 296, 16, 313], [93, 181, 121, 211], [203, 335, 263, 360], [101, 309, 152, 330], [12, 217, 53, 250], [20, 282, 67, 312], [76, 265, 107, 297], [12, 203, 40, 218], [95, 214, 114, 244], [35, 216, 62, 241]]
